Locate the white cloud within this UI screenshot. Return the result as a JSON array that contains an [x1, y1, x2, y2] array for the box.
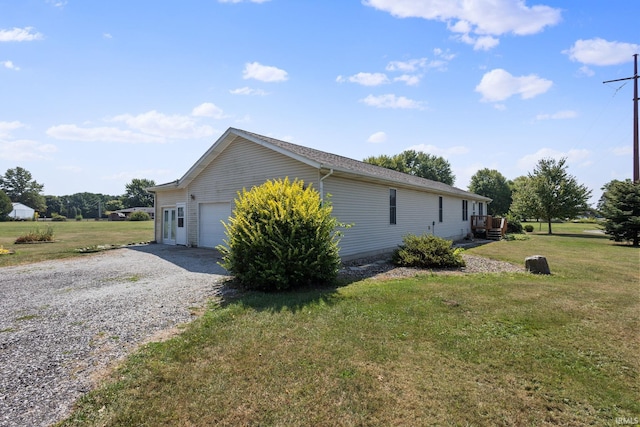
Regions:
[[0, 121, 25, 138], [336, 72, 390, 86], [192, 102, 228, 119], [578, 65, 595, 77], [612, 146, 632, 156], [103, 33, 113, 39], [230, 86, 269, 96], [0, 139, 57, 161], [110, 110, 215, 139], [0, 27, 43, 42], [407, 143, 469, 157], [2, 60, 20, 71], [386, 58, 427, 72], [364, 0, 561, 50], [367, 131, 387, 143], [360, 94, 425, 109], [563, 38, 640, 66], [46, 124, 165, 143], [393, 74, 421, 86], [535, 110, 578, 121], [47, 107, 217, 143], [46, 0, 68, 8], [242, 62, 288, 82], [475, 68, 553, 102], [517, 148, 592, 171]]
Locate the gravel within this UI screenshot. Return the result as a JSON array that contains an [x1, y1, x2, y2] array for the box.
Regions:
[[0, 244, 228, 427], [0, 242, 524, 427]]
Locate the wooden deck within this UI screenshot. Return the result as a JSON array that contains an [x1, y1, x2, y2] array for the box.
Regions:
[[470, 215, 507, 240]]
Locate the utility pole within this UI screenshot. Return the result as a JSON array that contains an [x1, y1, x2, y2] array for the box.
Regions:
[[603, 54, 639, 183]]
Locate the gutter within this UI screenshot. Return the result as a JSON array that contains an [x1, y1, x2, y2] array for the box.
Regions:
[[319, 168, 334, 206]]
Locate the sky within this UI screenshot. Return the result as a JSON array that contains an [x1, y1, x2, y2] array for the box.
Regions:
[[1, 0, 638, 206]]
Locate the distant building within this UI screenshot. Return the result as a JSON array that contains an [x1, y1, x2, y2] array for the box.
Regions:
[[9, 203, 35, 220], [114, 207, 155, 219]]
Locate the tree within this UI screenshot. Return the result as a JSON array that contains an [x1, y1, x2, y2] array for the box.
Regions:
[[0, 167, 46, 212], [508, 176, 541, 221], [528, 158, 591, 234], [0, 190, 12, 220], [468, 168, 512, 216], [124, 178, 155, 208], [598, 179, 640, 246], [364, 150, 455, 185]]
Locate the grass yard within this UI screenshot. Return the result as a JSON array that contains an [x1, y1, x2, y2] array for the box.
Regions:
[[40, 222, 640, 425], [0, 220, 154, 267]]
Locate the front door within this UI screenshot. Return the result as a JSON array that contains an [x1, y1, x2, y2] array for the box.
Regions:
[[176, 203, 187, 245], [163, 208, 177, 245]]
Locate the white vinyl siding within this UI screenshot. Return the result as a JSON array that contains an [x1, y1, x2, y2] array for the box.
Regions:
[[185, 136, 319, 247]]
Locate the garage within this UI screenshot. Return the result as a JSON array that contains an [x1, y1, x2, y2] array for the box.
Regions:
[[198, 202, 232, 248]]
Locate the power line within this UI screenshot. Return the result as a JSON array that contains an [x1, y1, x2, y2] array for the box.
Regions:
[[603, 54, 639, 183]]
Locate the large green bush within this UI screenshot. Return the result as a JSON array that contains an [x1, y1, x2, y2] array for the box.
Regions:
[[128, 211, 151, 221], [218, 178, 343, 291], [392, 234, 465, 268]]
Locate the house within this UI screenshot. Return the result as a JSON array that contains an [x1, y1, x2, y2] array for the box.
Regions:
[[148, 128, 492, 260], [114, 207, 155, 219], [9, 202, 35, 220]]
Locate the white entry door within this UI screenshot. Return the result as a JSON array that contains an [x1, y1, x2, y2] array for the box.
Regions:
[[176, 203, 187, 245], [162, 208, 177, 245], [199, 202, 231, 248]]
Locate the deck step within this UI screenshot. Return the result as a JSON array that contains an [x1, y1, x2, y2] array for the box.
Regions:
[[487, 229, 503, 240]]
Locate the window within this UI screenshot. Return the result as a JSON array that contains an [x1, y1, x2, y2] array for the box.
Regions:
[[462, 200, 468, 221], [389, 189, 397, 225], [479, 202, 484, 216], [438, 196, 443, 223]]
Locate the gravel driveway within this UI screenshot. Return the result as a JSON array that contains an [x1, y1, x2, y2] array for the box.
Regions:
[[0, 244, 228, 427]]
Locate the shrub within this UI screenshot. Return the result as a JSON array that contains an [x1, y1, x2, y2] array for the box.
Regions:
[[391, 234, 465, 268], [505, 213, 523, 234], [75, 214, 83, 221], [51, 213, 67, 222], [128, 211, 151, 221], [524, 224, 534, 232], [15, 226, 55, 243], [218, 178, 343, 291]]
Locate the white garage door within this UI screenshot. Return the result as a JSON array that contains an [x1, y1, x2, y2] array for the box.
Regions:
[[199, 202, 231, 248]]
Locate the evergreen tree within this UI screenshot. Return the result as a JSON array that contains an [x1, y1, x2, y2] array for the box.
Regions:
[[598, 179, 640, 246]]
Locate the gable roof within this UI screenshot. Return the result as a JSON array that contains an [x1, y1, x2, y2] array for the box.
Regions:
[[150, 127, 491, 202]]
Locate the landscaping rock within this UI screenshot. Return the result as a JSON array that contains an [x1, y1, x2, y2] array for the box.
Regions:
[[525, 255, 551, 275]]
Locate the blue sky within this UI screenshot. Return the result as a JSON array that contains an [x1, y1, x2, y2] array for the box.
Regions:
[[1, 0, 638, 205]]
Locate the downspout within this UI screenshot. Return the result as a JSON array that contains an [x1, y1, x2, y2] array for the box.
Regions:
[[319, 168, 334, 206]]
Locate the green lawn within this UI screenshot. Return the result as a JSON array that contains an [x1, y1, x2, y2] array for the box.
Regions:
[[50, 221, 639, 426], [0, 220, 154, 267]]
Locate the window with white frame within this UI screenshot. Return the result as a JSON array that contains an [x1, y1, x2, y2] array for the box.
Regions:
[[462, 200, 468, 221]]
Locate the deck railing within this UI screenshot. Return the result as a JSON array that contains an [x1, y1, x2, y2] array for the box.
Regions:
[[470, 215, 507, 239]]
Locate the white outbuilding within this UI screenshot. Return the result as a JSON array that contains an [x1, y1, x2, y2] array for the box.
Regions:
[[9, 202, 35, 220]]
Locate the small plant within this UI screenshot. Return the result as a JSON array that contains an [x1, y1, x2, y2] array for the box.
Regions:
[[391, 234, 465, 268], [505, 213, 523, 234], [75, 214, 83, 221], [51, 213, 67, 222], [15, 226, 55, 243], [0, 245, 11, 255], [128, 211, 151, 221], [524, 224, 534, 232]]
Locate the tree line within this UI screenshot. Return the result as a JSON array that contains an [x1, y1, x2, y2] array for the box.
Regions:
[[0, 167, 155, 219], [1, 154, 638, 245]]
